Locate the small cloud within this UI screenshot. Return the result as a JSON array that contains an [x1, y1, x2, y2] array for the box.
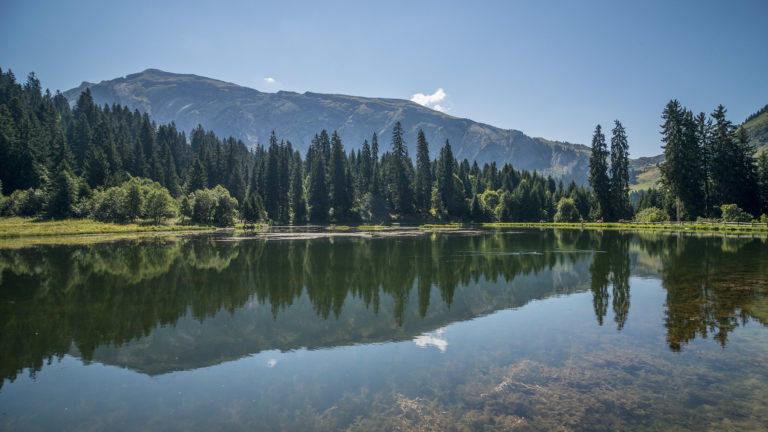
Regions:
[[411, 88, 448, 112], [413, 331, 448, 352], [267, 359, 277, 368], [264, 77, 276, 84]]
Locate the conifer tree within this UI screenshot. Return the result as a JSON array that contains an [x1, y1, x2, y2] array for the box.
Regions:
[[589, 124, 611, 220], [436, 139, 456, 217], [290, 151, 307, 223], [187, 157, 208, 192], [263, 132, 280, 220], [415, 129, 432, 215], [610, 120, 630, 220], [329, 131, 350, 219], [389, 121, 412, 214], [307, 149, 329, 222]]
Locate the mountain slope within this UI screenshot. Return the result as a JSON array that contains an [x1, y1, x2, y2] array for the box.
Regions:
[[743, 104, 768, 155], [64, 69, 591, 183]]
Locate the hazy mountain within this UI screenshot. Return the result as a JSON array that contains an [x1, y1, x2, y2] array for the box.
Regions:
[[64, 69, 591, 183]]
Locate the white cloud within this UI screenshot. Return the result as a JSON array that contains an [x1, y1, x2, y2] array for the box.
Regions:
[[411, 88, 447, 111], [413, 330, 448, 352], [267, 358, 277, 367], [264, 77, 276, 84]]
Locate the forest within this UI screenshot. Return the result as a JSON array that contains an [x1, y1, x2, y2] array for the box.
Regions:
[[1, 67, 766, 225]]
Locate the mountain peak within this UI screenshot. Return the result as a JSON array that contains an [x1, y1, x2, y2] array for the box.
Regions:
[[64, 70, 591, 183]]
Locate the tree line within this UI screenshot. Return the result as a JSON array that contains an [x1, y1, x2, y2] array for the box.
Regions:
[[0, 68, 596, 224], [2, 68, 765, 224], [646, 100, 768, 221]]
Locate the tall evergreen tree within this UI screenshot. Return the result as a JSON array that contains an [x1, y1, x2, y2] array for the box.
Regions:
[[589, 124, 611, 220], [758, 151, 768, 216], [610, 120, 630, 220], [415, 129, 432, 214], [307, 149, 329, 222], [436, 139, 456, 217], [388, 121, 412, 214], [263, 131, 281, 220], [329, 131, 351, 219], [186, 157, 208, 192], [290, 151, 307, 223]]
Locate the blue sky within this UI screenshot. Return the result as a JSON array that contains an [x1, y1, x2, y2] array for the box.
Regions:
[[1, 0, 766, 156]]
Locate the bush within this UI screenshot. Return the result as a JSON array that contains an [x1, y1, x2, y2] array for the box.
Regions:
[[10, 188, 46, 217], [145, 189, 177, 224], [553, 197, 580, 223], [635, 207, 667, 223], [720, 204, 752, 223], [188, 186, 239, 225]]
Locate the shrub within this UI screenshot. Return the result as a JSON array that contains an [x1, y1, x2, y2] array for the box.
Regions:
[[635, 207, 667, 223], [720, 204, 752, 223], [145, 188, 177, 224], [553, 197, 580, 223]]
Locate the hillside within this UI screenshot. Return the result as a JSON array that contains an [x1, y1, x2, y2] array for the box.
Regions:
[[743, 104, 768, 155], [64, 69, 591, 183]]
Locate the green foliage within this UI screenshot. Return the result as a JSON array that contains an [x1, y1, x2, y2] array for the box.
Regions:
[[720, 204, 752, 223], [554, 197, 580, 223], [634, 207, 667, 223], [145, 188, 177, 224], [188, 186, 238, 226], [589, 125, 611, 220]]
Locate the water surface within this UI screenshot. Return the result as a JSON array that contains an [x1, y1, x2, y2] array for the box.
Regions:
[[1, 230, 767, 430]]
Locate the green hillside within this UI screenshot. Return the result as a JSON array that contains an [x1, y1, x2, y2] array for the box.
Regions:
[[742, 104, 768, 155]]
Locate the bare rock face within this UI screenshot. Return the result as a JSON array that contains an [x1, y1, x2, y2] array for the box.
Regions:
[[65, 68, 591, 183]]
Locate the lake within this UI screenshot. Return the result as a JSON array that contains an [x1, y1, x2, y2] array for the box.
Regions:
[[1, 229, 767, 431]]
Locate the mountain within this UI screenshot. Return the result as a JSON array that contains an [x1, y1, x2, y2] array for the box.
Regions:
[[64, 69, 591, 183], [743, 104, 768, 155]]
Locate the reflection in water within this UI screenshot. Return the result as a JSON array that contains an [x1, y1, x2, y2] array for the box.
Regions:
[[640, 234, 768, 351], [1, 230, 767, 430], [1, 231, 767, 387], [0, 231, 597, 385]]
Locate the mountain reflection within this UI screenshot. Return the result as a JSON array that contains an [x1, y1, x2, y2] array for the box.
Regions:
[[1, 230, 766, 386]]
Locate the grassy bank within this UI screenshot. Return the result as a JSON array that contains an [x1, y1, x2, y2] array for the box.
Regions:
[[0, 217, 215, 238], [481, 221, 768, 235]]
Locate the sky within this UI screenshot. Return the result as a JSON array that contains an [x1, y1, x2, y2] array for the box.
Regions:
[[1, 0, 767, 157]]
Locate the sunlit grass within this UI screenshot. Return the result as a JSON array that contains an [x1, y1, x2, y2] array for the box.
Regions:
[[327, 225, 350, 231], [357, 225, 392, 231], [0, 217, 214, 238], [419, 223, 462, 230], [481, 221, 768, 235]]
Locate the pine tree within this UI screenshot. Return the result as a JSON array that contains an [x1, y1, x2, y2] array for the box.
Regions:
[[758, 151, 768, 217], [263, 131, 280, 221], [609, 120, 630, 220], [436, 139, 456, 217], [389, 121, 412, 214], [290, 151, 307, 223], [187, 157, 208, 192], [589, 124, 611, 220], [415, 129, 432, 215], [307, 150, 329, 222], [44, 162, 78, 219], [329, 131, 351, 219], [359, 139, 372, 194], [659, 101, 703, 220]]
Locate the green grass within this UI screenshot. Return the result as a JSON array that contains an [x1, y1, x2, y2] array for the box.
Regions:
[[0, 217, 214, 238], [357, 225, 393, 231], [419, 223, 462, 230], [327, 225, 351, 231], [481, 221, 768, 235]]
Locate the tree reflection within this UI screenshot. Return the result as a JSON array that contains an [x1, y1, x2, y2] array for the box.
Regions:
[[637, 234, 768, 352], [0, 231, 600, 385]]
